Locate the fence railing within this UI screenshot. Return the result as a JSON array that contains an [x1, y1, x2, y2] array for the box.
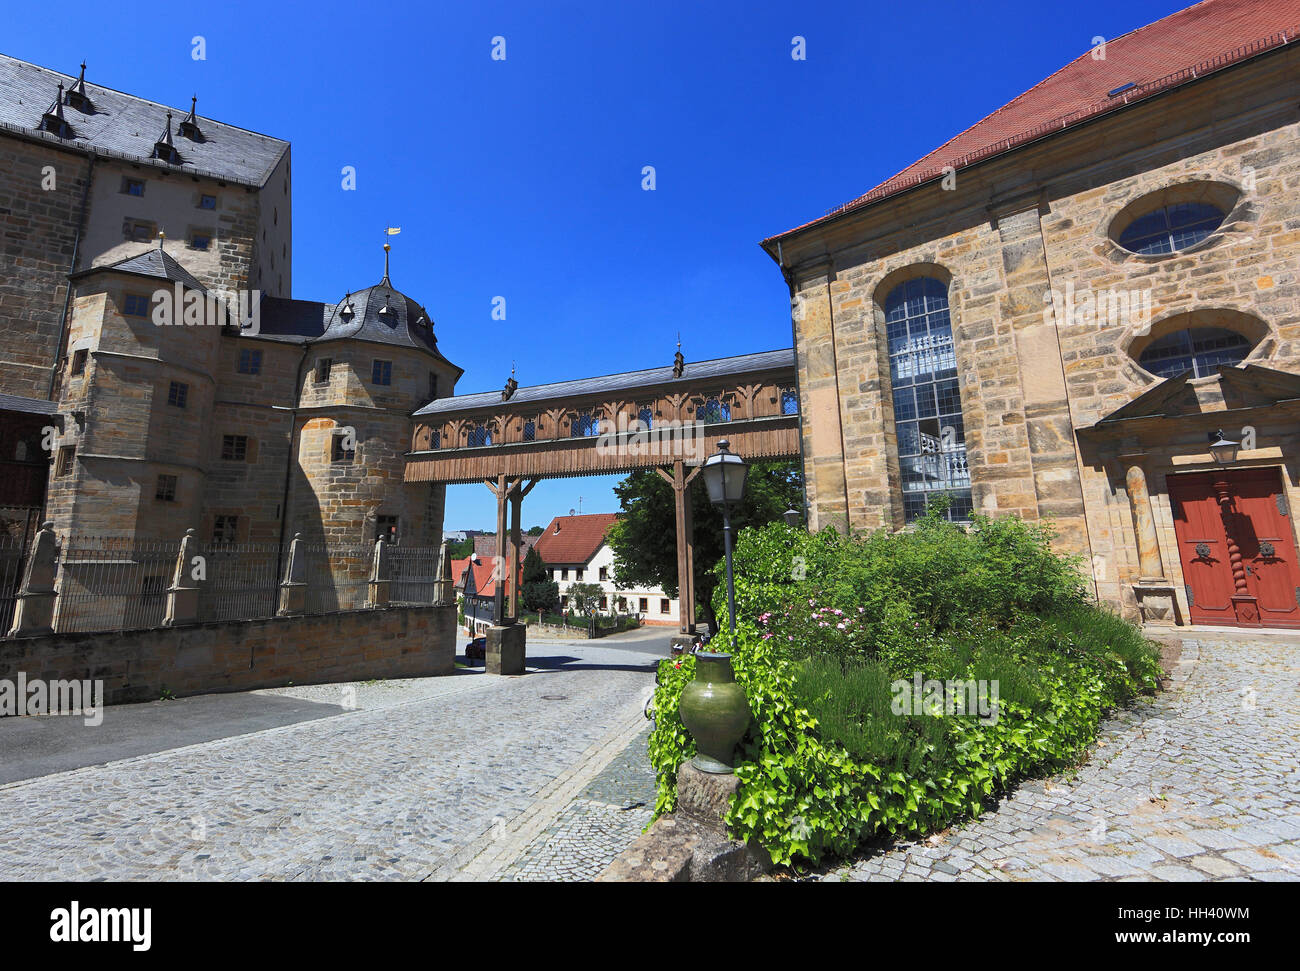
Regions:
[[0, 507, 41, 634], [2, 526, 455, 637]]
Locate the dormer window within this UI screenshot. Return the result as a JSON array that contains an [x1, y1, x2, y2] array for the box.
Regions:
[[65, 63, 93, 112], [338, 298, 355, 322], [178, 96, 203, 141], [41, 84, 73, 138], [152, 113, 181, 164]]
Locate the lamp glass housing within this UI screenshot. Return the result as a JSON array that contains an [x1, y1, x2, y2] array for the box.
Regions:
[[701, 441, 749, 508]]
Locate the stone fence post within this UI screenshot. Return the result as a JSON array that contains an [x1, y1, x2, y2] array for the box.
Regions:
[[367, 536, 391, 608], [278, 533, 307, 617], [7, 521, 60, 637], [435, 541, 453, 605], [164, 528, 201, 627]]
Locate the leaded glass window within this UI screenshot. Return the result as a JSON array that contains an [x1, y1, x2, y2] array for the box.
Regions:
[[1137, 327, 1251, 378], [1118, 202, 1225, 255], [886, 277, 971, 522]]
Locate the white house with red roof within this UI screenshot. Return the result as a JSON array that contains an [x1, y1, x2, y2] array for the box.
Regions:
[[533, 513, 679, 626]]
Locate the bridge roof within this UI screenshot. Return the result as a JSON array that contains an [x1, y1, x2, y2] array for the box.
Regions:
[[414, 347, 794, 418]]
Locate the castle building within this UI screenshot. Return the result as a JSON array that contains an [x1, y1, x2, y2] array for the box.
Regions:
[[766, 0, 1300, 629], [0, 55, 460, 559]]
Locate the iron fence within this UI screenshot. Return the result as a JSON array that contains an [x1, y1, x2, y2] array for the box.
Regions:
[[203, 542, 282, 622], [0, 507, 41, 633], [54, 536, 177, 633]]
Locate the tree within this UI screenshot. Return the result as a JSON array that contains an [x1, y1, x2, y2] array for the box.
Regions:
[[607, 459, 803, 633], [445, 536, 475, 559], [520, 546, 558, 613], [566, 581, 604, 617], [526, 525, 544, 537]]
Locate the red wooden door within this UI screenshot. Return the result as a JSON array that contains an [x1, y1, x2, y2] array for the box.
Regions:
[[1169, 473, 1236, 626], [1168, 469, 1300, 629], [1233, 469, 1300, 629]]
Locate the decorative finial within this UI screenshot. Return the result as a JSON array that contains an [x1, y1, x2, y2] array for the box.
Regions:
[[157, 230, 166, 249], [673, 337, 685, 378]]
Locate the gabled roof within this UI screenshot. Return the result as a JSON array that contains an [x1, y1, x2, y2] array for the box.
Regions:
[[456, 554, 512, 600], [71, 246, 207, 292], [415, 348, 793, 417], [0, 54, 289, 187], [766, 0, 1300, 243], [533, 513, 619, 566], [1090, 364, 1300, 426]]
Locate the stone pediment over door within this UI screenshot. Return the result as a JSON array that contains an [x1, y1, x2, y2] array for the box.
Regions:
[[1090, 364, 1300, 427]]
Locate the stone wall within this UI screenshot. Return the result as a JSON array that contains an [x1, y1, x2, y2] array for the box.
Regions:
[[0, 603, 457, 708]]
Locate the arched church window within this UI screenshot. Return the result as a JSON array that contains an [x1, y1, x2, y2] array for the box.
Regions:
[[1137, 327, 1252, 379], [1117, 201, 1225, 255], [885, 276, 971, 522]]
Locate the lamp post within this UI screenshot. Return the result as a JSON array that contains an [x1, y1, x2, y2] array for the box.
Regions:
[[701, 439, 749, 635], [782, 508, 800, 527]]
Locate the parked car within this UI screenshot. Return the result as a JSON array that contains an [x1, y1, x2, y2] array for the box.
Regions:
[[465, 636, 486, 660]]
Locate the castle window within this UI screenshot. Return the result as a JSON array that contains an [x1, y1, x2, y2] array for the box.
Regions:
[[212, 515, 239, 545], [885, 276, 971, 523], [221, 435, 248, 461], [70, 349, 87, 376], [167, 382, 188, 408], [190, 233, 211, 251], [1137, 327, 1252, 379], [331, 432, 355, 464], [376, 516, 398, 543], [237, 348, 262, 374], [371, 359, 392, 386], [55, 445, 75, 477], [122, 178, 145, 197], [123, 293, 151, 317], [155, 474, 178, 502], [428, 372, 438, 401], [126, 219, 155, 243], [315, 358, 332, 384], [199, 194, 217, 210]]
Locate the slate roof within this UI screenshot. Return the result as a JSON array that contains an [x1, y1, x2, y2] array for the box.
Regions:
[[766, 0, 1300, 243], [414, 347, 794, 417], [533, 513, 619, 566], [0, 392, 59, 415], [0, 54, 289, 187], [70, 246, 207, 292]]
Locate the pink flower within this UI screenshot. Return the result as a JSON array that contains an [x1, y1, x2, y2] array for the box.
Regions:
[[837, 623, 846, 630]]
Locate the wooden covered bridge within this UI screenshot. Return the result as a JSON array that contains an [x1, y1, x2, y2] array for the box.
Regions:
[[403, 347, 801, 635]]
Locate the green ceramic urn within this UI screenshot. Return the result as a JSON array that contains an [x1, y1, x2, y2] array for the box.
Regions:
[[679, 652, 750, 774]]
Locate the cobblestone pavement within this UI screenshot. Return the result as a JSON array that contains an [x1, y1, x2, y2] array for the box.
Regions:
[[0, 642, 656, 881], [501, 727, 657, 881], [824, 636, 1300, 882]]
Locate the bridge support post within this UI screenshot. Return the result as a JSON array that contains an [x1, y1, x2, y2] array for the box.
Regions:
[[658, 460, 700, 647]]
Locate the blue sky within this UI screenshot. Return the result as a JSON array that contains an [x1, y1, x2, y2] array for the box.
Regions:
[[9, 0, 1186, 530]]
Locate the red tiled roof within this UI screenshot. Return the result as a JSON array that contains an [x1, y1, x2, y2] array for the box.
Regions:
[[533, 513, 619, 566], [456, 555, 512, 600], [766, 0, 1300, 243]]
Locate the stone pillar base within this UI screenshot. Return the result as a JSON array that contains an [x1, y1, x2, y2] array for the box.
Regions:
[[486, 623, 526, 675], [164, 586, 199, 627], [8, 591, 56, 637], [597, 762, 772, 882], [367, 579, 390, 608], [278, 582, 306, 617], [669, 634, 696, 655]]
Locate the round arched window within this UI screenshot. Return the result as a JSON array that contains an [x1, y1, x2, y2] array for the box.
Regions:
[[1137, 327, 1252, 378], [1117, 202, 1225, 255]]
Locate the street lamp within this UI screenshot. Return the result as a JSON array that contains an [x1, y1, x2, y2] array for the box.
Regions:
[[1208, 429, 1240, 465], [701, 439, 749, 635], [783, 508, 800, 527]]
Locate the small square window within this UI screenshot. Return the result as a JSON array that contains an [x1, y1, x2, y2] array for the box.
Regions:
[[212, 515, 239, 545], [221, 435, 248, 461], [331, 433, 355, 463], [190, 234, 211, 251], [126, 220, 155, 242], [639, 597, 648, 613], [237, 348, 262, 374], [315, 358, 332, 384], [598, 566, 608, 581], [372, 360, 392, 386], [123, 294, 151, 317], [167, 381, 188, 408], [55, 445, 75, 477], [376, 515, 398, 543], [660, 598, 670, 614], [156, 474, 178, 502], [70, 349, 88, 376], [199, 194, 217, 210], [122, 178, 145, 197]]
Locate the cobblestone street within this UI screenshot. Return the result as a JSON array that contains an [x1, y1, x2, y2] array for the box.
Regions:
[[823, 634, 1300, 882], [0, 640, 658, 881]]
